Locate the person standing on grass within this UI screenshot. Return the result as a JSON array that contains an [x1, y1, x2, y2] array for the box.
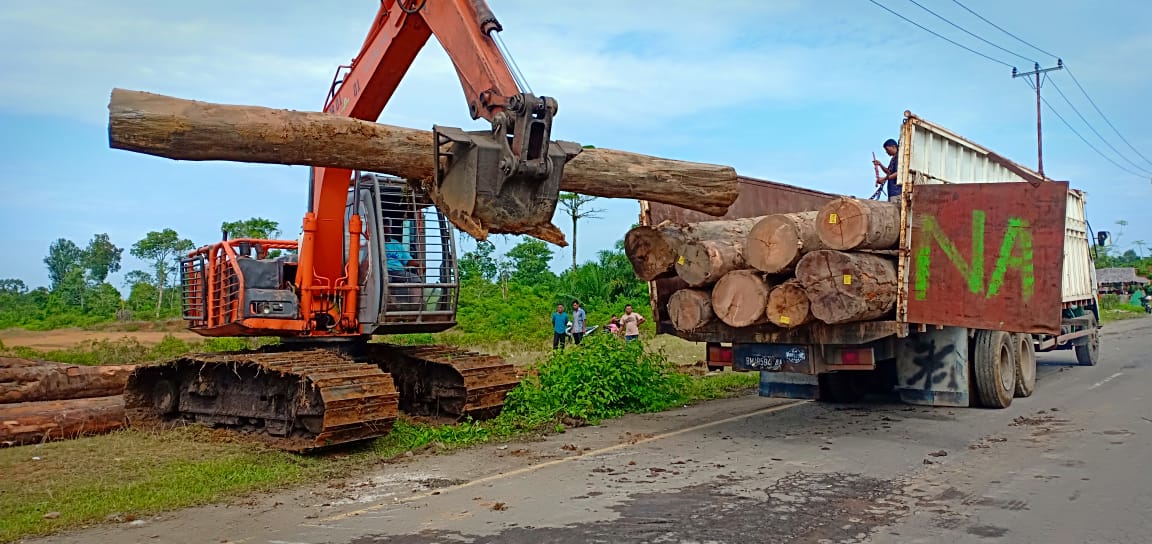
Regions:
[[552, 303, 568, 350], [619, 304, 644, 343], [570, 300, 587, 345]]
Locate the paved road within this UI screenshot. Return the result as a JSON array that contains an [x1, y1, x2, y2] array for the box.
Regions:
[[33, 317, 1152, 544]]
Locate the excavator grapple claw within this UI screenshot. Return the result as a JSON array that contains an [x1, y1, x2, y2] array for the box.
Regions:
[[428, 94, 582, 246]]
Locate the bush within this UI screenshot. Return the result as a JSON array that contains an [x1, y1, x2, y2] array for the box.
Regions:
[[504, 334, 690, 423]]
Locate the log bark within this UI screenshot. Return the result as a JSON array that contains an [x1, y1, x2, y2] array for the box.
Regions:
[[744, 211, 825, 274], [815, 197, 901, 250], [672, 218, 761, 286], [766, 280, 813, 328], [711, 270, 772, 328], [1, 363, 135, 404], [0, 396, 126, 446], [108, 88, 740, 217], [625, 218, 759, 281], [0, 357, 57, 370], [795, 250, 898, 324], [667, 289, 715, 332]]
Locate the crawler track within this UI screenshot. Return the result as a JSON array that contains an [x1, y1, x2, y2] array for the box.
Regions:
[[374, 344, 521, 419]]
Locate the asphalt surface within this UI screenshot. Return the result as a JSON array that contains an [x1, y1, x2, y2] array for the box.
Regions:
[[29, 317, 1152, 544]]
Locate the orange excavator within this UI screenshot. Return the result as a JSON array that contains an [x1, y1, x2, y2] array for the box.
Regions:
[[124, 0, 581, 451]]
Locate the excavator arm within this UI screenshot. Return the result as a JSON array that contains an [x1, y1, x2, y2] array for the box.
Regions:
[[304, 0, 579, 299]]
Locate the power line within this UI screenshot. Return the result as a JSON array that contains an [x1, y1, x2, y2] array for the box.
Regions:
[[1037, 85, 1148, 179], [1049, 78, 1152, 175], [1065, 65, 1152, 169], [864, 0, 1015, 68], [903, 0, 1035, 64], [949, 0, 1058, 59]]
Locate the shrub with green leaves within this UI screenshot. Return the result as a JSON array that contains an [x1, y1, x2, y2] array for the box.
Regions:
[[504, 334, 690, 423]]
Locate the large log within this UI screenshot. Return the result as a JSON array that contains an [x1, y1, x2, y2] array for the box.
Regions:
[[667, 289, 715, 332], [108, 88, 740, 224], [625, 218, 758, 281], [795, 250, 898, 324], [815, 197, 901, 250], [744, 211, 825, 274], [672, 218, 761, 286], [1, 362, 135, 404], [711, 270, 772, 328], [0, 396, 126, 446], [766, 280, 813, 328]]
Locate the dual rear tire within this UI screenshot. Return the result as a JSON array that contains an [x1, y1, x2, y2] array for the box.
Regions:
[[972, 330, 1038, 408]]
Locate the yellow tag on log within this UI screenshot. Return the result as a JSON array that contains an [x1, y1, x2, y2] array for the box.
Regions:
[[779, 316, 791, 324], [677, 255, 685, 265], [843, 274, 852, 285], [828, 213, 839, 224]]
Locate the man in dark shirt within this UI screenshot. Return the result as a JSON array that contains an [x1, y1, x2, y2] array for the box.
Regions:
[[873, 138, 900, 200]]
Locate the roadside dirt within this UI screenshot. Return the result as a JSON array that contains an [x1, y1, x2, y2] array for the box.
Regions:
[[0, 329, 200, 350]]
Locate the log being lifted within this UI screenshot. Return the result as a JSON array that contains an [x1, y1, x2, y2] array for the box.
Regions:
[[815, 197, 901, 250], [107, 89, 740, 231], [795, 250, 898, 325], [0, 361, 135, 404], [667, 288, 715, 332], [766, 280, 812, 328], [744, 211, 825, 274], [0, 396, 126, 446], [626, 218, 758, 281], [711, 270, 772, 328], [672, 217, 761, 286]]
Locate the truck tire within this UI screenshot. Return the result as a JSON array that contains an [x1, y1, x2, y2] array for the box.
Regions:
[[973, 330, 1016, 408], [1013, 333, 1036, 398], [1075, 326, 1100, 367]]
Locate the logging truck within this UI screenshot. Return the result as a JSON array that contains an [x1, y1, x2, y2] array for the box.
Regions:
[[633, 111, 1100, 408]]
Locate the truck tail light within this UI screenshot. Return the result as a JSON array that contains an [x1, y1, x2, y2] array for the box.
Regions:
[[839, 349, 867, 365]]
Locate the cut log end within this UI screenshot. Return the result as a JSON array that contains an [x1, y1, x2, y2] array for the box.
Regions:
[[667, 289, 715, 331], [766, 281, 812, 328], [675, 240, 746, 287], [795, 250, 898, 325], [625, 226, 680, 281], [745, 211, 821, 274], [711, 270, 772, 328], [816, 198, 900, 250]]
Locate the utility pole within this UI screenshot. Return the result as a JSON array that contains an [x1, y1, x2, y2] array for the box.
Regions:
[[1013, 59, 1063, 178]]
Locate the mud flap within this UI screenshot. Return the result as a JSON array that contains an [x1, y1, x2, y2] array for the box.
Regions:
[[895, 326, 970, 407], [759, 372, 820, 400]]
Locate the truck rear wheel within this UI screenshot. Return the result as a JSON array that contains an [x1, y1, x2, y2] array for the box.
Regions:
[[1013, 333, 1036, 398], [973, 330, 1016, 408]]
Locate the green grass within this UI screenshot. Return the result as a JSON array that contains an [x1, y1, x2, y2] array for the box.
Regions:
[[0, 335, 278, 366], [0, 336, 756, 543]]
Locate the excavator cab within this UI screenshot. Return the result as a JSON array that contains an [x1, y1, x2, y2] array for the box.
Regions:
[[430, 93, 583, 246]]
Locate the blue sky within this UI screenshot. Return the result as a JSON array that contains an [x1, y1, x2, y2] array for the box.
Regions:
[[1, 0, 1150, 290]]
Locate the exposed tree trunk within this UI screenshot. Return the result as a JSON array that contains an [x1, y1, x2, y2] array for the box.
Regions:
[[107, 89, 740, 217], [666, 289, 715, 332], [795, 250, 898, 324], [0, 357, 56, 370], [1, 363, 135, 404], [624, 218, 759, 282], [815, 197, 901, 250], [571, 213, 578, 270], [711, 270, 772, 328], [744, 211, 825, 273], [765, 280, 813, 328], [0, 396, 126, 446]]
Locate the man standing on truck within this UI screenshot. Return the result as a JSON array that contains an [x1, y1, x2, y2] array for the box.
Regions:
[[619, 304, 645, 343], [552, 304, 569, 350], [873, 138, 900, 201]]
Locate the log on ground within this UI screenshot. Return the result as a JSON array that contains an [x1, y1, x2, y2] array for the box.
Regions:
[[744, 211, 825, 273], [1, 363, 135, 404], [795, 250, 898, 324], [108, 89, 739, 217], [625, 218, 759, 281], [0, 396, 126, 446], [711, 270, 772, 328], [766, 280, 813, 328], [815, 197, 900, 250], [667, 289, 715, 332]]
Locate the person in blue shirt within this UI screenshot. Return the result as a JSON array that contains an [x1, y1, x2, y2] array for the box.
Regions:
[[384, 225, 419, 308], [873, 138, 901, 201], [570, 300, 587, 345], [552, 304, 568, 350]]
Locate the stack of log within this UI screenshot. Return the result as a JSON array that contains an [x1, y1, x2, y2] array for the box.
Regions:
[[626, 197, 901, 332], [0, 357, 133, 446]]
